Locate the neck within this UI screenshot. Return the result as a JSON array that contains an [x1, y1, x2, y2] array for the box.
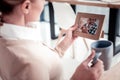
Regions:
[[3, 14, 25, 26]]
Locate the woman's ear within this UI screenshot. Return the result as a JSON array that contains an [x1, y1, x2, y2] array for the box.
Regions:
[[21, 0, 31, 14]]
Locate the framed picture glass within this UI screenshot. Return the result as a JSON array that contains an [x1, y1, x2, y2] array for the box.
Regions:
[[74, 12, 105, 40]]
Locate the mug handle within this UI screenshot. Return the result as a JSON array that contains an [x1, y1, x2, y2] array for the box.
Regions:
[[91, 52, 102, 67]]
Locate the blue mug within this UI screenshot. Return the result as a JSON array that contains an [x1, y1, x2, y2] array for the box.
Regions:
[[91, 40, 113, 70]]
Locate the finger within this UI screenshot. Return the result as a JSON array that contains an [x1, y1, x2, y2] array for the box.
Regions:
[[94, 59, 104, 68], [70, 24, 78, 31], [89, 59, 104, 79], [72, 24, 79, 37], [83, 50, 95, 64], [92, 59, 104, 78], [73, 36, 78, 39]]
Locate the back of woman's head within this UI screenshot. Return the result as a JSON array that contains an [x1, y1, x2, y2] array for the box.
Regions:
[[0, 0, 25, 25], [0, 0, 34, 25], [0, 0, 27, 15]]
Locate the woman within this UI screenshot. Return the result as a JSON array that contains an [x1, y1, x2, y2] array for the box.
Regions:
[[0, 0, 104, 80]]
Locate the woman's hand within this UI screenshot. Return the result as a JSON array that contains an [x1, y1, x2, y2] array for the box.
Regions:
[[71, 50, 104, 80], [55, 24, 78, 56], [62, 24, 78, 45]]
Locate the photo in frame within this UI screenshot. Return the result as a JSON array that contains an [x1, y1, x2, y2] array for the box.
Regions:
[[74, 12, 105, 40]]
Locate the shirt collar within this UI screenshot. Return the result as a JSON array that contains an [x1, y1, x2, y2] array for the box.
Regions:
[[0, 23, 42, 41]]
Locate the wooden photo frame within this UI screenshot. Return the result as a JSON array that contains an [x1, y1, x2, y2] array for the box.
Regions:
[[74, 12, 105, 40]]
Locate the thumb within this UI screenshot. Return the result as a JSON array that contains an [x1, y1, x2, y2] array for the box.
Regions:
[[84, 50, 95, 64], [70, 24, 78, 31]]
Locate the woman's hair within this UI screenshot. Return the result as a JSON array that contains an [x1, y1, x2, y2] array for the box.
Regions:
[[0, 0, 33, 25]]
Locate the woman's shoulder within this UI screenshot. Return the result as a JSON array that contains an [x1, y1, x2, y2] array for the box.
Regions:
[[0, 38, 63, 80], [0, 38, 63, 68]]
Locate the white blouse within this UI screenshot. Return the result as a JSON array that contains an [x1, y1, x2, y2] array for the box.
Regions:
[[0, 23, 42, 41], [0, 23, 64, 80]]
